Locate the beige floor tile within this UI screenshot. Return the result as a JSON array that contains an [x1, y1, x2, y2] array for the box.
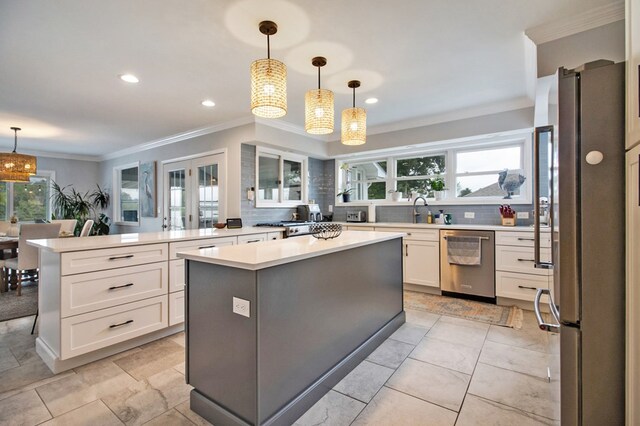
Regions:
[[426, 321, 488, 349], [0, 358, 55, 394], [366, 339, 414, 369], [468, 363, 560, 420], [294, 390, 365, 426], [486, 324, 551, 353], [36, 360, 137, 416], [0, 316, 33, 336], [169, 331, 186, 348], [351, 387, 456, 426], [10, 342, 40, 366], [389, 323, 429, 345], [0, 328, 36, 351], [114, 338, 185, 381], [457, 394, 559, 426], [404, 309, 440, 329], [39, 400, 123, 426], [102, 367, 192, 425], [174, 362, 186, 375], [143, 408, 192, 425], [438, 315, 491, 331], [386, 358, 470, 412], [0, 370, 76, 403], [333, 360, 394, 403], [0, 389, 52, 426], [479, 340, 556, 379], [409, 337, 480, 375], [174, 400, 212, 426], [0, 347, 20, 373]]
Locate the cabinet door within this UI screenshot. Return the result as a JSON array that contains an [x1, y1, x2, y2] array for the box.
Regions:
[[237, 234, 267, 244], [404, 240, 439, 288], [627, 147, 640, 424], [628, 0, 640, 149]]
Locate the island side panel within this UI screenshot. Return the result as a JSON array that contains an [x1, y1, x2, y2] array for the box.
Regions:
[[257, 237, 403, 423], [186, 260, 258, 424]]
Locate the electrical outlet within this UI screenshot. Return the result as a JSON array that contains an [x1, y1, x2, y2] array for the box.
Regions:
[[464, 212, 475, 219], [232, 297, 250, 318], [517, 211, 530, 219], [328, 204, 333, 213]]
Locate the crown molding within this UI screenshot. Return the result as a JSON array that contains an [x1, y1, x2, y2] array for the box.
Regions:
[[99, 116, 255, 161], [23, 150, 101, 162], [254, 117, 332, 142], [525, 1, 624, 45]]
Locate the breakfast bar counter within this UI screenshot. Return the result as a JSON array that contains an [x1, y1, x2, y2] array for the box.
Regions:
[[177, 231, 405, 426]]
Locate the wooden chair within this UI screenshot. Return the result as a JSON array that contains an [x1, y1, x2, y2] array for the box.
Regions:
[[4, 223, 61, 296], [80, 219, 94, 237], [51, 219, 77, 236]]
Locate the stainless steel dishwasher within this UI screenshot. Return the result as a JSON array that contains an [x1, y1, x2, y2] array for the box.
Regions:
[[440, 229, 495, 302]]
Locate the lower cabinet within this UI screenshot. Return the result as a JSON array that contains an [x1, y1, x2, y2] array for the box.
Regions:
[[169, 291, 185, 326], [404, 239, 440, 288], [238, 234, 267, 244]]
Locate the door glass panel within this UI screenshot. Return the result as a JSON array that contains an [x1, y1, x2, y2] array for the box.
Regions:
[[197, 164, 218, 228], [168, 169, 186, 230], [258, 155, 279, 201], [282, 159, 302, 201], [120, 167, 139, 222]]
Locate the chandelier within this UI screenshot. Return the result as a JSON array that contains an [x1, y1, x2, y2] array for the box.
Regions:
[[250, 21, 287, 119], [305, 56, 334, 134], [341, 80, 366, 145], [0, 127, 37, 182]]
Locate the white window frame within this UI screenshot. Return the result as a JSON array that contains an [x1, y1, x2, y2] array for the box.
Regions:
[[113, 162, 140, 226], [342, 157, 389, 201], [2, 170, 56, 222], [255, 147, 308, 208], [392, 152, 447, 198]]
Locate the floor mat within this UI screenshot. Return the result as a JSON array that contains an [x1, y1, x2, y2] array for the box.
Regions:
[[0, 282, 37, 322]]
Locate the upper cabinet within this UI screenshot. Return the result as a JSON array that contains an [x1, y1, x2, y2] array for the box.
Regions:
[[627, 0, 640, 149], [256, 147, 307, 207]]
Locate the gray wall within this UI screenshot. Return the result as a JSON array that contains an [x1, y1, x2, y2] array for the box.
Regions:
[[536, 21, 624, 77], [39, 156, 101, 194]]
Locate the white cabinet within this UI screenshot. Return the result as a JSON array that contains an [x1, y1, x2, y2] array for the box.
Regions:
[[169, 236, 236, 259], [61, 243, 168, 276], [345, 225, 375, 231], [627, 0, 640, 149], [267, 232, 282, 241], [238, 234, 267, 244], [169, 291, 185, 326], [627, 146, 640, 424]]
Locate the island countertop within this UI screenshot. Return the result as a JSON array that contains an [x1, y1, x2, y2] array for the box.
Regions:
[[177, 230, 405, 271], [27, 226, 283, 253]]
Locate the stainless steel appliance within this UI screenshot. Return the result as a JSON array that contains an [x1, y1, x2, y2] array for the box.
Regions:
[[297, 204, 322, 222], [346, 211, 366, 222], [255, 221, 315, 238], [440, 229, 495, 302], [533, 60, 625, 425]]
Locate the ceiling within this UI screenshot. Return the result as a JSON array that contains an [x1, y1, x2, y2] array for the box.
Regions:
[[0, 0, 619, 158]]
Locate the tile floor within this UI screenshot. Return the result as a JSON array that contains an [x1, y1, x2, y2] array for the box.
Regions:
[[0, 308, 560, 425]]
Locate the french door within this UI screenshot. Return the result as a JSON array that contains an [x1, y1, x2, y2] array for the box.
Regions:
[[162, 153, 226, 231]]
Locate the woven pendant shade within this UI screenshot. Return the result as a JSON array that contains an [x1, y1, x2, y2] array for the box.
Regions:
[[305, 89, 334, 135], [0, 128, 36, 182], [251, 58, 287, 118], [341, 107, 367, 145]]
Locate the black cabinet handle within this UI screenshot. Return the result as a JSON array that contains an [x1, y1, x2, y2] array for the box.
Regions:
[[245, 240, 261, 243], [518, 285, 538, 290], [517, 238, 534, 241], [108, 283, 134, 291], [108, 254, 134, 261], [198, 245, 216, 249], [109, 319, 134, 329], [517, 258, 535, 262]]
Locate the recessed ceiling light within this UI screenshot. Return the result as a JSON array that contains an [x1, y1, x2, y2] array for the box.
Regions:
[[365, 97, 378, 104], [119, 74, 139, 83], [201, 100, 216, 107]]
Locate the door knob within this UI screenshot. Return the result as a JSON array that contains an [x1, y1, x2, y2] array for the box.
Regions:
[[585, 151, 604, 165]]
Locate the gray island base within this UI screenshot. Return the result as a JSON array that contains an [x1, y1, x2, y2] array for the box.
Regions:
[[180, 232, 405, 426]]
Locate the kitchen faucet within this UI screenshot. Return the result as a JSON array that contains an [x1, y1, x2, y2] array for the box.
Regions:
[[412, 196, 428, 224]]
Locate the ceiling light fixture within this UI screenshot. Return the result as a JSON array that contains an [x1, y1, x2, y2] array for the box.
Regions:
[[365, 97, 378, 104], [0, 127, 37, 182], [119, 74, 139, 83], [341, 80, 366, 145], [201, 100, 216, 107], [305, 56, 334, 135], [250, 20, 287, 119]]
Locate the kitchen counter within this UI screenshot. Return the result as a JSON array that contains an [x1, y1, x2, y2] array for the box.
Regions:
[[337, 221, 550, 232], [177, 230, 403, 270]]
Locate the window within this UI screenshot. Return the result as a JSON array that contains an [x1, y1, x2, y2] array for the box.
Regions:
[[113, 163, 139, 225], [347, 160, 387, 201], [395, 154, 445, 198], [256, 148, 307, 207], [0, 172, 54, 222]]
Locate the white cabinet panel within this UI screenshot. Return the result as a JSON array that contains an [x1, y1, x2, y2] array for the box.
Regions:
[[495, 245, 552, 276], [238, 234, 267, 244], [404, 240, 439, 288], [496, 271, 549, 302], [61, 244, 168, 276], [267, 232, 283, 241], [627, 147, 640, 424], [378, 227, 439, 242], [627, 0, 640, 149], [495, 231, 551, 248], [345, 226, 375, 231], [169, 236, 236, 259], [169, 259, 186, 293], [169, 291, 185, 326]]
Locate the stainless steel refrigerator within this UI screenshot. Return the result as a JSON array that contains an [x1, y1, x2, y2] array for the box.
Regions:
[[533, 60, 626, 426]]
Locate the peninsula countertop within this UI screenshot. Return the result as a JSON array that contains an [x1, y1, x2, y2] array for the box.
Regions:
[[337, 221, 551, 232], [177, 230, 405, 271], [27, 226, 284, 253]]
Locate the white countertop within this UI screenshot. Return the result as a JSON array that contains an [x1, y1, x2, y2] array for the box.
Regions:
[[27, 226, 283, 253], [177, 230, 404, 271], [337, 222, 549, 232]]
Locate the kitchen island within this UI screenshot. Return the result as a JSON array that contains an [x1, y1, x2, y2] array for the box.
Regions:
[[178, 231, 405, 426]]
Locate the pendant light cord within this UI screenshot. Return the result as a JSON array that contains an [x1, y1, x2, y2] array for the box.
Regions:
[[352, 86, 356, 108], [12, 128, 19, 153], [266, 34, 270, 60], [317, 66, 321, 90]]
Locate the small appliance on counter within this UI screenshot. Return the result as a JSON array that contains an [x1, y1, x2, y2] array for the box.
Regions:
[[346, 211, 366, 223], [297, 204, 322, 222]]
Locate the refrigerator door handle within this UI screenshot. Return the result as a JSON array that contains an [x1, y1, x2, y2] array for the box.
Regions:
[[533, 126, 554, 270], [534, 288, 560, 332]]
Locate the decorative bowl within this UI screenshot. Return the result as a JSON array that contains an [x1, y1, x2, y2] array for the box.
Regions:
[[213, 223, 226, 229], [310, 223, 342, 240]]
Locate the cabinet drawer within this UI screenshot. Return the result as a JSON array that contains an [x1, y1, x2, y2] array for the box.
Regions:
[[61, 244, 168, 276], [496, 271, 549, 302], [346, 225, 375, 231], [238, 234, 267, 244], [61, 262, 168, 318], [60, 296, 167, 359], [169, 237, 236, 259], [379, 227, 439, 241], [267, 232, 282, 241], [169, 259, 186, 293], [495, 245, 552, 275], [495, 231, 551, 248], [169, 291, 185, 326]]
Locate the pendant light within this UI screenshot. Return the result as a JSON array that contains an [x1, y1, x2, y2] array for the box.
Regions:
[[305, 57, 334, 135], [341, 80, 366, 145], [0, 127, 37, 182], [250, 20, 287, 119]]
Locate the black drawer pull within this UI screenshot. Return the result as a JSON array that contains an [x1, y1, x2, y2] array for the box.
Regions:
[[108, 283, 134, 291], [198, 245, 216, 249], [517, 258, 535, 262], [245, 239, 261, 243], [517, 238, 534, 241], [109, 319, 134, 329], [518, 285, 538, 290], [108, 254, 134, 261]]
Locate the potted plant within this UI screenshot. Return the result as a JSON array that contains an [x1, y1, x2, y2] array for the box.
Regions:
[[337, 188, 353, 203], [429, 176, 446, 200], [388, 189, 403, 202], [51, 182, 112, 236]]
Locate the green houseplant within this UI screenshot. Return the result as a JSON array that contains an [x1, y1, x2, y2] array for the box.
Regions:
[[429, 176, 446, 200], [51, 182, 111, 236], [337, 187, 353, 203]]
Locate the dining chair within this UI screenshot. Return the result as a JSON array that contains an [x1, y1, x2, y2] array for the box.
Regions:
[[80, 220, 94, 237], [0, 221, 10, 234], [4, 223, 61, 297], [51, 219, 77, 236]]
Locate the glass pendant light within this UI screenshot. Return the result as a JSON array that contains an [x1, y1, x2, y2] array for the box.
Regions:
[[305, 57, 334, 134], [341, 80, 366, 145], [0, 127, 37, 182], [250, 21, 287, 119]]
